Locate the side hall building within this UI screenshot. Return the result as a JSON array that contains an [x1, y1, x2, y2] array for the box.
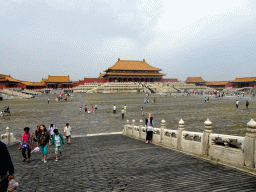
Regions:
[[231, 77, 256, 88], [102, 58, 166, 82], [185, 77, 206, 86]]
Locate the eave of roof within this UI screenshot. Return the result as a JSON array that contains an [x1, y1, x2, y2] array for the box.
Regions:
[[103, 72, 166, 76]]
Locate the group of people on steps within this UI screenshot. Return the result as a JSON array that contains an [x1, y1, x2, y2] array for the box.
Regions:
[[19, 123, 72, 163]]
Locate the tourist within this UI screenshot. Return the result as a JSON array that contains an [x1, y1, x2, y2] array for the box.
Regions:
[[79, 107, 82, 114], [7, 106, 10, 116], [207, 97, 210, 102], [204, 97, 207, 103], [37, 124, 50, 163], [154, 98, 156, 103], [236, 100, 239, 108], [124, 104, 127, 113], [34, 125, 40, 142], [113, 105, 116, 114], [4, 106, 7, 114], [84, 105, 87, 113], [71, 96, 73, 101], [246, 100, 249, 109], [0, 111, 3, 117], [48, 98, 49, 104], [48, 124, 57, 141], [121, 108, 125, 119], [145, 113, 154, 144], [64, 123, 72, 144], [0, 140, 14, 191], [19, 127, 33, 163], [95, 104, 98, 114], [141, 107, 144, 116], [144, 98, 146, 104], [91, 106, 94, 113], [50, 129, 65, 162]]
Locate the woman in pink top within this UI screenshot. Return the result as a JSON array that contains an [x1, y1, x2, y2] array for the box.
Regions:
[[19, 127, 33, 163]]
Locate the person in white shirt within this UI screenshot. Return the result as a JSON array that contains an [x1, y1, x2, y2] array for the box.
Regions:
[[121, 108, 125, 119], [0, 111, 3, 117], [48, 124, 57, 141], [64, 123, 72, 144], [95, 104, 98, 114], [50, 129, 65, 162], [236, 100, 239, 108], [113, 105, 116, 114]]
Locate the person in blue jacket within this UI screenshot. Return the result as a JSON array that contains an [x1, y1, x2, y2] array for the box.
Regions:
[[0, 141, 14, 192]]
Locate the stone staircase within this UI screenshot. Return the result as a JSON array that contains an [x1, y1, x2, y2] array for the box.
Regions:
[[0, 89, 34, 99]]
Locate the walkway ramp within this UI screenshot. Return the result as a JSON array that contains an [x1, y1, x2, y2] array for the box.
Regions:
[[8, 134, 256, 191]]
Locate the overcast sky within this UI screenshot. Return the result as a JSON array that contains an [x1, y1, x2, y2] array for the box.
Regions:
[[1, 0, 256, 82]]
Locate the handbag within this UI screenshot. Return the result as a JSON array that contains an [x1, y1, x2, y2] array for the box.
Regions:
[[22, 133, 30, 149], [22, 142, 29, 149]]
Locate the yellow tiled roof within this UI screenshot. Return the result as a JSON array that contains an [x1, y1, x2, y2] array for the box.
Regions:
[[20, 81, 46, 86], [46, 76, 72, 83], [185, 77, 205, 83], [232, 77, 256, 83], [105, 59, 162, 72], [0, 74, 20, 82]]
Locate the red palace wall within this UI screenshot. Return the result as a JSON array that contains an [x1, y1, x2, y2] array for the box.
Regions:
[[73, 78, 107, 87], [225, 83, 233, 87], [161, 78, 179, 83], [0, 84, 7, 89]]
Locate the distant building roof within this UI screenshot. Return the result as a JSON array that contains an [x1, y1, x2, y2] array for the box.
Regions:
[[99, 73, 105, 79], [104, 59, 162, 72], [20, 81, 46, 86], [232, 77, 256, 83], [0, 74, 20, 82], [46, 75, 72, 83], [205, 81, 231, 86], [185, 77, 205, 83]]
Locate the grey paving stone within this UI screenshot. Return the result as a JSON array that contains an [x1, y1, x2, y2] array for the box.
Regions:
[[5, 134, 256, 191]]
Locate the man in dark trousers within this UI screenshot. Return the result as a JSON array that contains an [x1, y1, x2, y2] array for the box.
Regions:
[[0, 141, 15, 191]]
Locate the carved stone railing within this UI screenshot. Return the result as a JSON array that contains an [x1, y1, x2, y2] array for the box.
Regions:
[[0, 126, 18, 145], [123, 118, 256, 170]]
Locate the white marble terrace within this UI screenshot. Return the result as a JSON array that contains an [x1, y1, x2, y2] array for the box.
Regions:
[[123, 118, 256, 169]]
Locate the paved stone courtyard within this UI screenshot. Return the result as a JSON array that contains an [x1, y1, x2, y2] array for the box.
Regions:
[[0, 92, 255, 138], [8, 134, 256, 191], [1, 92, 256, 191]]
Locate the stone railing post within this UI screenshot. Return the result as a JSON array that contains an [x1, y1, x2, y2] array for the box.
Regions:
[[244, 119, 256, 168], [177, 119, 184, 149], [202, 118, 212, 156], [126, 119, 129, 135], [139, 119, 143, 139], [6, 126, 10, 145], [161, 119, 166, 142], [132, 119, 135, 137]]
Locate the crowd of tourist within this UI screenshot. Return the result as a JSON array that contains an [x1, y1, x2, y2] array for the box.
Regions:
[[19, 123, 72, 164], [0, 106, 11, 116]]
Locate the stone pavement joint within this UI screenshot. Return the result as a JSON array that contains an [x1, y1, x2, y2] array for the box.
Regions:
[[8, 134, 256, 191]]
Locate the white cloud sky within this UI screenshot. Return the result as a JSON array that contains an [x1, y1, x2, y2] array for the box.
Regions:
[[0, 0, 255, 81]]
